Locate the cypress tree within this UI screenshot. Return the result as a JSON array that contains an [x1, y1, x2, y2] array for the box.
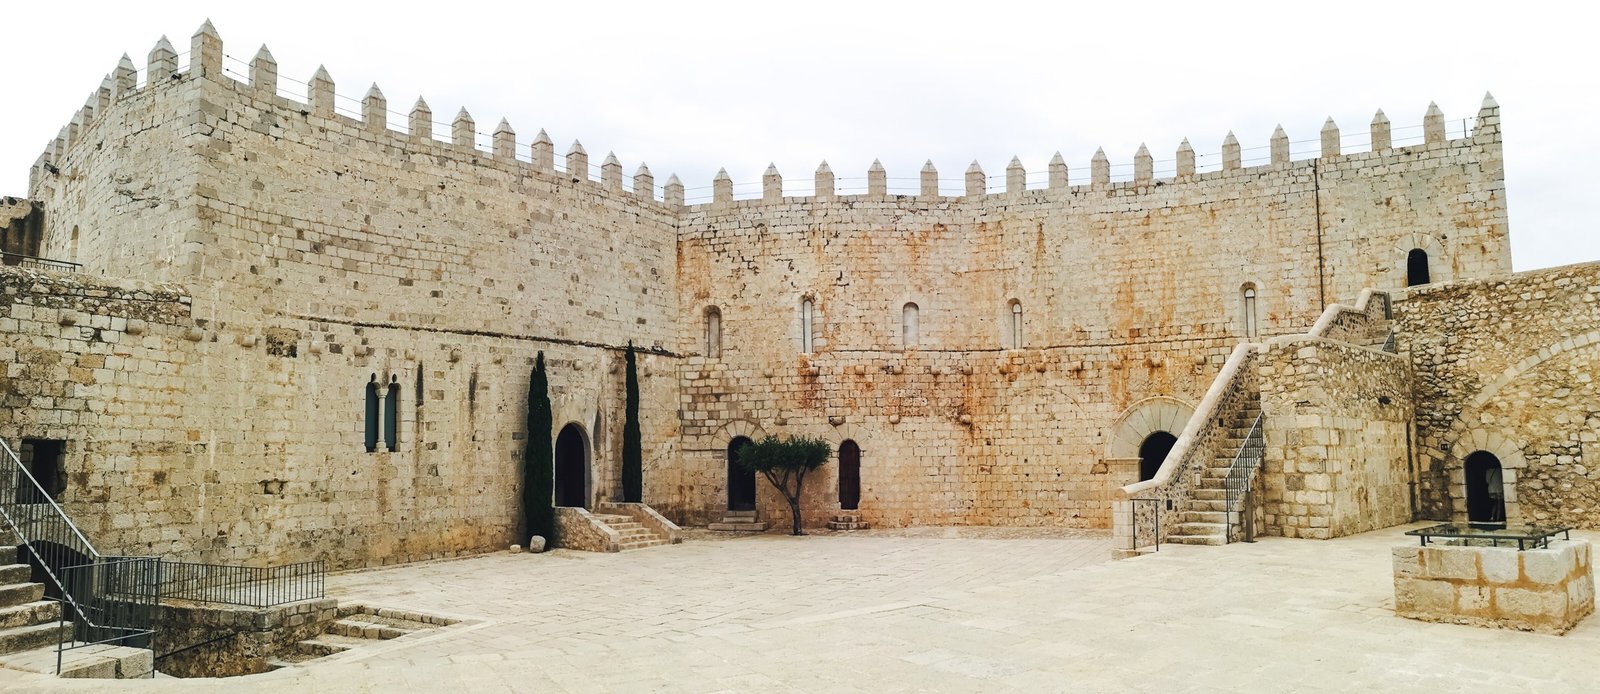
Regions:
[[622, 341, 643, 503], [524, 352, 554, 544]]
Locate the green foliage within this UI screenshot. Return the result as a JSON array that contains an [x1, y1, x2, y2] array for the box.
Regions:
[[735, 435, 831, 474], [622, 342, 643, 503], [736, 435, 831, 535], [523, 352, 555, 544]]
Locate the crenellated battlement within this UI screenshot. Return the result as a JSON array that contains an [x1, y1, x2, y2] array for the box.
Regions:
[[29, 20, 675, 210], [30, 20, 1502, 221]]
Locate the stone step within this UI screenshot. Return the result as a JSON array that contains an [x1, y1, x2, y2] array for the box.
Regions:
[[708, 521, 768, 532], [1189, 499, 1228, 512], [620, 539, 667, 551], [1175, 522, 1227, 536], [826, 521, 870, 531], [723, 510, 758, 518], [1166, 534, 1227, 546], [0, 642, 154, 679], [0, 600, 60, 630], [0, 565, 31, 585], [0, 621, 73, 657], [0, 547, 15, 566], [327, 618, 415, 641], [1182, 510, 1231, 524], [1192, 488, 1226, 501], [296, 633, 370, 658], [591, 514, 633, 525], [0, 583, 44, 610], [606, 522, 646, 532]]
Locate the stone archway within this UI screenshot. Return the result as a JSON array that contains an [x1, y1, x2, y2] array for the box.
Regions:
[[554, 423, 589, 508], [1138, 431, 1178, 482], [727, 436, 756, 511]]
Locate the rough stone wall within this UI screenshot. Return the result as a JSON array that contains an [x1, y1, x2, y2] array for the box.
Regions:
[[1396, 261, 1600, 528], [1257, 337, 1413, 538], [1, 197, 44, 259], [154, 598, 339, 678], [676, 120, 1506, 529]]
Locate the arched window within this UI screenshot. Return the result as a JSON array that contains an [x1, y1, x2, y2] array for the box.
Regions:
[[1241, 285, 1259, 338], [800, 298, 815, 353], [902, 302, 920, 348], [364, 375, 379, 453], [1406, 248, 1431, 287], [384, 376, 400, 452], [705, 306, 722, 358], [1008, 300, 1023, 349]]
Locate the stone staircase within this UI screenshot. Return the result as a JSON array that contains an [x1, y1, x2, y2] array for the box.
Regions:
[[591, 513, 672, 550], [0, 548, 70, 658], [269, 605, 450, 669], [0, 546, 152, 678], [708, 510, 767, 532], [1167, 404, 1263, 546], [826, 512, 870, 531]]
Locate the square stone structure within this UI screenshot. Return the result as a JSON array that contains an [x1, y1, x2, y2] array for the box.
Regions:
[[1392, 540, 1595, 634]]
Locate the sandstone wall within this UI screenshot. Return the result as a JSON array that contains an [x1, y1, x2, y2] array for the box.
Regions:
[[675, 118, 1507, 529], [1395, 261, 1600, 528], [1258, 337, 1413, 538]]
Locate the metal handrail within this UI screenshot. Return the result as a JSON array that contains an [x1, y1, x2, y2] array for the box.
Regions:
[[1222, 413, 1266, 543], [0, 439, 157, 674], [1129, 498, 1162, 552], [0, 252, 81, 272]]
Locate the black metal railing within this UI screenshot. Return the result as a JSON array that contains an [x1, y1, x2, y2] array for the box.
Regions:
[[57, 558, 160, 675], [1130, 497, 1162, 552], [1222, 413, 1266, 543], [1, 252, 80, 272], [158, 560, 324, 608], [0, 439, 159, 676]]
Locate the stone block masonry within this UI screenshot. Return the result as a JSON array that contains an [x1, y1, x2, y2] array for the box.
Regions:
[[5, 19, 1523, 568], [1393, 540, 1595, 634]]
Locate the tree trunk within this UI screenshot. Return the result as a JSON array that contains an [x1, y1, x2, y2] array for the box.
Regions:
[[789, 471, 806, 535]]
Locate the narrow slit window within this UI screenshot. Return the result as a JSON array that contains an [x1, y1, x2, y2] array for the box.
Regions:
[[705, 306, 722, 358], [902, 302, 920, 348], [364, 376, 379, 453], [384, 376, 400, 452], [1242, 286, 1259, 338], [1009, 301, 1023, 349], [801, 299, 814, 353]]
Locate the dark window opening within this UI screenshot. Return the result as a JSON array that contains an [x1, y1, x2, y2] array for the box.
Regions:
[[17, 438, 66, 502], [384, 377, 400, 452], [1407, 248, 1431, 287], [1464, 451, 1506, 527], [364, 376, 379, 453], [1138, 431, 1178, 482]]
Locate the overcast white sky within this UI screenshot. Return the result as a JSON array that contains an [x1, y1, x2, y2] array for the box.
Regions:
[[6, 1, 1594, 271]]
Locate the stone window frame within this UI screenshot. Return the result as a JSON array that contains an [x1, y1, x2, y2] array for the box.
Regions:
[[364, 374, 380, 453], [1393, 233, 1451, 290], [901, 302, 920, 349], [1006, 299, 1024, 350], [798, 295, 816, 354], [1239, 282, 1260, 339], [703, 305, 722, 359]]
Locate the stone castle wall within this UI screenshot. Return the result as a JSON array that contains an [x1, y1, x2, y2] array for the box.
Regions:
[[1395, 261, 1600, 528], [675, 110, 1508, 529], [5, 22, 1522, 565]]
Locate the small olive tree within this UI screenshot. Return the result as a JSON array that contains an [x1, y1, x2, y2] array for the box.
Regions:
[[736, 435, 831, 535]]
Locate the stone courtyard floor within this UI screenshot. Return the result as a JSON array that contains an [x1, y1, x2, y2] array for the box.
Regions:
[[6, 523, 1600, 692]]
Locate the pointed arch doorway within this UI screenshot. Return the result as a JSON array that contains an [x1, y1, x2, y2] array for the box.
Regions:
[[554, 423, 588, 508]]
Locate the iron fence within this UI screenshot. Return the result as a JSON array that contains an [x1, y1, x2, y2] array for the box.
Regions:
[[158, 560, 324, 608], [57, 557, 160, 675], [1, 252, 80, 272]]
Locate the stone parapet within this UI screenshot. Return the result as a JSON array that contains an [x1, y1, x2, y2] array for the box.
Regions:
[[553, 507, 622, 553]]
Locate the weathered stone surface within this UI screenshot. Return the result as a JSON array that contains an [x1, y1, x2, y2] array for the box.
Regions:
[[1392, 540, 1595, 634]]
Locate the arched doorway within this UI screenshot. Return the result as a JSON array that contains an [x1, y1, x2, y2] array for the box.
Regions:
[[727, 436, 756, 511], [1464, 451, 1506, 526], [1407, 248, 1431, 287], [554, 424, 588, 508], [838, 440, 861, 510], [1138, 432, 1177, 482]]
